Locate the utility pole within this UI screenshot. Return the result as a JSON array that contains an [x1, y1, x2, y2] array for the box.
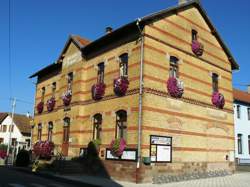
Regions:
[[6, 97, 16, 165]]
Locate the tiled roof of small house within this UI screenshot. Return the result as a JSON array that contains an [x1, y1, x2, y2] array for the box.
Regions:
[[0, 113, 8, 124], [233, 89, 250, 104], [13, 114, 32, 136]]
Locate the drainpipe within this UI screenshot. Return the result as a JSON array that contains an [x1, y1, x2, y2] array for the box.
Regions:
[[136, 18, 144, 183]]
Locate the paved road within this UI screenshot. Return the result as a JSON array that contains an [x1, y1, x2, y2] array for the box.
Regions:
[[0, 167, 92, 187]]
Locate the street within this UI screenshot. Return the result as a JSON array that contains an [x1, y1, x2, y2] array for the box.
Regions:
[[0, 167, 93, 187]]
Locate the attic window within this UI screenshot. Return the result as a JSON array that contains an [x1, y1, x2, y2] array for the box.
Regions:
[[192, 29, 198, 41]]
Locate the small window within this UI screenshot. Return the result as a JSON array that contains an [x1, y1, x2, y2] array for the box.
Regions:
[[238, 134, 243, 154], [63, 118, 70, 143], [41, 87, 45, 101], [2, 125, 7, 132], [26, 139, 31, 148], [248, 108, 250, 121], [11, 138, 17, 146], [116, 110, 127, 140], [237, 105, 241, 119], [212, 73, 219, 92], [52, 82, 56, 96], [9, 125, 14, 132], [97, 62, 105, 83], [38, 123, 42, 141], [48, 122, 53, 142], [192, 29, 198, 41], [67, 72, 73, 90], [93, 114, 102, 140], [169, 56, 179, 78], [119, 53, 128, 77], [248, 135, 250, 155]]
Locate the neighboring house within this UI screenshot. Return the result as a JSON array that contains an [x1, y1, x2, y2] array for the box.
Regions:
[[233, 87, 250, 164], [0, 113, 32, 154], [29, 0, 239, 183]]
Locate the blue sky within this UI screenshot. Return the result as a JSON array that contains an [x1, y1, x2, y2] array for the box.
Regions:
[[0, 0, 249, 114]]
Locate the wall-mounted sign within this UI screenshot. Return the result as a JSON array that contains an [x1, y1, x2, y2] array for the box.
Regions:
[[106, 148, 137, 162], [63, 51, 82, 68], [150, 135, 172, 163]]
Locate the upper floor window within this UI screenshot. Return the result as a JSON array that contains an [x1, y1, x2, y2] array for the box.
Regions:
[[192, 29, 198, 41], [97, 62, 105, 83], [116, 110, 127, 140], [169, 56, 179, 78], [238, 134, 243, 154], [67, 72, 73, 90], [9, 125, 14, 132], [48, 122, 53, 142], [212, 73, 219, 92], [93, 114, 102, 140], [237, 105, 241, 119], [38, 123, 42, 141], [52, 82, 56, 96], [248, 108, 250, 121], [248, 135, 250, 155], [41, 87, 45, 101], [2, 125, 7, 132], [119, 53, 128, 77]]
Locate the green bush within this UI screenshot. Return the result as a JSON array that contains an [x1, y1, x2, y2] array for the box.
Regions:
[[15, 150, 30, 167]]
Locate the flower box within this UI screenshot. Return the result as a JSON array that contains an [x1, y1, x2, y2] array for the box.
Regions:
[[212, 92, 225, 109], [33, 141, 54, 159], [36, 101, 44, 114], [191, 40, 204, 56], [91, 83, 106, 100], [62, 90, 72, 106], [109, 138, 126, 157], [46, 97, 56, 112], [167, 77, 184, 98], [113, 77, 129, 96]]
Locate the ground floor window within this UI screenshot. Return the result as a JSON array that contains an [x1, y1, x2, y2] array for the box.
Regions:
[[238, 134, 243, 154], [63, 118, 70, 143]]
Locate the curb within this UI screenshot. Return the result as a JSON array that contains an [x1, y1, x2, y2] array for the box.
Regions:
[[9, 166, 99, 187]]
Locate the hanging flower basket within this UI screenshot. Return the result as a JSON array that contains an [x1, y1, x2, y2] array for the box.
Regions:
[[167, 77, 184, 98], [211, 92, 225, 109], [192, 40, 204, 56], [91, 83, 106, 100], [109, 138, 126, 157], [113, 77, 129, 96], [46, 97, 56, 112], [33, 140, 54, 159], [62, 90, 72, 106], [37, 101, 44, 114]]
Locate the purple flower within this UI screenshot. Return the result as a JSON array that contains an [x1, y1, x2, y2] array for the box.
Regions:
[[212, 92, 225, 109], [113, 77, 129, 96], [109, 138, 126, 157], [62, 90, 72, 106], [167, 77, 184, 98], [91, 83, 106, 100], [46, 97, 56, 112], [36, 101, 44, 114], [192, 40, 204, 56], [33, 140, 54, 159]]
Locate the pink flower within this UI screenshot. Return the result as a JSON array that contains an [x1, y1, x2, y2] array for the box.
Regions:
[[212, 92, 225, 109], [33, 140, 54, 159], [91, 83, 106, 100], [62, 90, 72, 106], [113, 77, 129, 96], [36, 101, 44, 114], [109, 138, 126, 157], [46, 97, 56, 112], [167, 77, 184, 98], [0, 150, 7, 159], [192, 40, 204, 56]]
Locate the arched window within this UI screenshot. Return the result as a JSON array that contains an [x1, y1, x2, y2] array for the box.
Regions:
[[116, 110, 127, 140], [97, 62, 105, 83], [67, 72, 73, 90], [93, 114, 102, 140], [63, 118, 70, 143], [212, 73, 219, 92], [169, 56, 179, 78], [41, 87, 45, 102], [38, 123, 42, 141], [119, 53, 128, 77], [52, 82, 56, 97], [48, 122, 53, 142], [192, 29, 198, 41]]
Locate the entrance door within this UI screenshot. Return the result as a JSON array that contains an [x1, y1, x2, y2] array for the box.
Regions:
[[62, 118, 70, 156]]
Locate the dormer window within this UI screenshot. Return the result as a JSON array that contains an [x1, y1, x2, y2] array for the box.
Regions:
[[119, 53, 128, 77], [192, 29, 198, 41], [212, 73, 219, 92], [97, 62, 105, 83], [169, 56, 179, 78]]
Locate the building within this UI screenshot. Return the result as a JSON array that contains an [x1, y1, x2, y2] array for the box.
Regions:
[[0, 113, 32, 154], [29, 0, 239, 183], [233, 87, 250, 164]]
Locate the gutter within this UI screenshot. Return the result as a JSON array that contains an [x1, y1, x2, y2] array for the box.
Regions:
[[136, 18, 144, 183]]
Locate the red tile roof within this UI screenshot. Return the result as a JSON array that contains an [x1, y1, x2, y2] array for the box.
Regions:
[[73, 35, 91, 46], [233, 89, 250, 104]]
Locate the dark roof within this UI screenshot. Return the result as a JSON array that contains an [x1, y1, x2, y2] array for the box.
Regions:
[[233, 89, 250, 104], [0, 113, 8, 124], [29, 62, 62, 78]]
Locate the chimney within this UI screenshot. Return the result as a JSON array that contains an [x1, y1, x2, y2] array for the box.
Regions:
[[105, 27, 113, 34]]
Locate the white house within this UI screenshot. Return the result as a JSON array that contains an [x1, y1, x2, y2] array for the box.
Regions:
[[233, 87, 250, 164], [0, 113, 32, 155]]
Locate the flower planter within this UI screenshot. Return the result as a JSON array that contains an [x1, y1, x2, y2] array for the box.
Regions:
[[167, 77, 184, 98], [33, 141, 54, 159], [62, 90, 72, 106], [211, 92, 225, 109], [46, 97, 56, 112], [109, 138, 126, 157], [113, 77, 129, 96], [36, 101, 44, 114], [91, 83, 106, 100], [191, 40, 204, 56], [143, 157, 151, 165]]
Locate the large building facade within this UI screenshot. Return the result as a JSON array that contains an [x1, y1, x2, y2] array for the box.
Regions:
[[233, 88, 250, 163], [30, 1, 239, 183]]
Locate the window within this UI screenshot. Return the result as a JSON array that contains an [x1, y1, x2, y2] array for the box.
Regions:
[[97, 62, 105, 83], [38, 124, 42, 141], [93, 114, 102, 140], [169, 56, 179, 78], [119, 53, 128, 77], [63, 118, 70, 143], [41, 87, 45, 102], [48, 122, 53, 142], [237, 105, 241, 119], [2, 125, 7, 132], [26, 139, 31, 148], [248, 135, 250, 155], [67, 72, 73, 90], [52, 82, 56, 96], [248, 108, 250, 121], [11, 138, 17, 146], [116, 110, 127, 140], [192, 29, 198, 41], [212, 73, 219, 92], [9, 125, 14, 132], [0, 138, 4, 144], [238, 134, 243, 154]]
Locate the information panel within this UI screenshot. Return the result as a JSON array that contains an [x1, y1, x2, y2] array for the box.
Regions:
[[106, 148, 137, 161]]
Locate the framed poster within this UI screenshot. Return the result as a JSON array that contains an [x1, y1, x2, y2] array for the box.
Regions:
[[150, 135, 172, 163], [106, 148, 137, 162]]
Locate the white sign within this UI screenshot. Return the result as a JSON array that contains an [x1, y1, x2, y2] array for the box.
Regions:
[[106, 149, 137, 161], [157, 145, 171, 162], [151, 136, 171, 145], [63, 51, 82, 68]]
